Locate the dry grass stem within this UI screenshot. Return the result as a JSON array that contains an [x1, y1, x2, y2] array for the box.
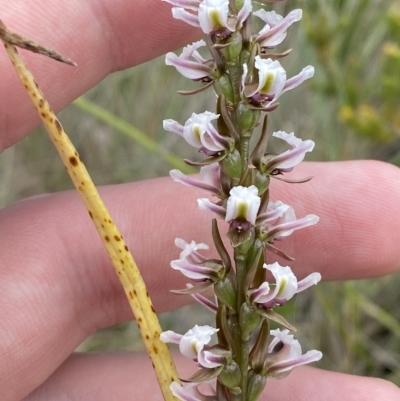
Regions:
[[0, 19, 76, 66], [1, 25, 179, 401]]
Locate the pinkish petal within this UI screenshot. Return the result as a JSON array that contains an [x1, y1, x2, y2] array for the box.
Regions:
[[198, 198, 226, 219], [172, 7, 201, 27]]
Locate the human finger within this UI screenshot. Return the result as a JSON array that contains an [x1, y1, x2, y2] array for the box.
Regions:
[[0, 0, 201, 151], [22, 353, 400, 401], [1, 160, 400, 400]]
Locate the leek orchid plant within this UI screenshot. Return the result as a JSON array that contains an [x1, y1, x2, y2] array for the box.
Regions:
[[160, 1, 322, 400]]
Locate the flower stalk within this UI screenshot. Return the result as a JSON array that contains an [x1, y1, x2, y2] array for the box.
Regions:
[[0, 19, 180, 401], [161, 1, 322, 400]]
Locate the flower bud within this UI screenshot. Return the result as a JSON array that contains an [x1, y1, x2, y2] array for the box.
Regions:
[[221, 149, 242, 179], [216, 74, 234, 103], [246, 370, 267, 401], [239, 303, 261, 340], [254, 170, 270, 195], [214, 276, 237, 309], [236, 102, 261, 134], [218, 360, 241, 389], [220, 33, 243, 61]]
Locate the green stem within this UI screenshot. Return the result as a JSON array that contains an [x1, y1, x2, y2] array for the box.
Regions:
[[239, 137, 250, 181], [235, 254, 250, 401], [227, 59, 242, 104]]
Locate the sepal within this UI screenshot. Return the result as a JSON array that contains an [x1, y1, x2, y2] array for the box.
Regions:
[[187, 366, 223, 383], [255, 308, 296, 331], [246, 370, 267, 401], [212, 219, 232, 273], [236, 102, 261, 133], [220, 32, 243, 61], [249, 319, 270, 371], [215, 74, 235, 103], [239, 303, 261, 340], [227, 225, 254, 248], [221, 149, 242, 179], [214, 276, 237, 309]]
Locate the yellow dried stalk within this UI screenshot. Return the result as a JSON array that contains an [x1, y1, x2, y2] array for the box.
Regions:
[[1, 21, 179, 401]]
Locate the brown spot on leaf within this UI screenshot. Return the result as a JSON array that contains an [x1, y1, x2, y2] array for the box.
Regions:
[[129, 291, 133, 299], [114, 235, 121, 241], [151, 305, 156, 313], [88, 211, 93, 219], [38, 99, 44, 108], [124, 245, 129, 251], [105, 236, 110, 242], [153, 346, 159, 354]]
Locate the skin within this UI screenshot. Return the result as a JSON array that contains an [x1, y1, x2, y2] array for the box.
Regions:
[[0, 1, 399, 400]]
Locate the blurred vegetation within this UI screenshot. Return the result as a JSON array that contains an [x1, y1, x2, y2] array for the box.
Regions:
[[1, 0, 399, 387]]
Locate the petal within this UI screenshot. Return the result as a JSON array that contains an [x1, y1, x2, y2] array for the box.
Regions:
[[237, 0, 253, 29], [163, 119, 184, 136], [171, 259, 220, 280], [198, 0, 231, 34], [160, 330, 183, 345], [165, 52, 214, 80], [174, 237, 209, 262], [179, 325, 219, 358], [268, 214, 319, 239], [296, 272, 321, 293], [267, 263, 298, 301], [268, 350, 323, 376], [172, 7, 201, 27], [198, 198, 226, 219], [282, 65, 315, 94], [255, 9, 302, 48], [198, 349, 226, 368], [225, 185, 260, 224], [170, 381, 212, 401], [161, 0, 201, 11], [170, 169, 222, 197], [200, 163, 222, 190]]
